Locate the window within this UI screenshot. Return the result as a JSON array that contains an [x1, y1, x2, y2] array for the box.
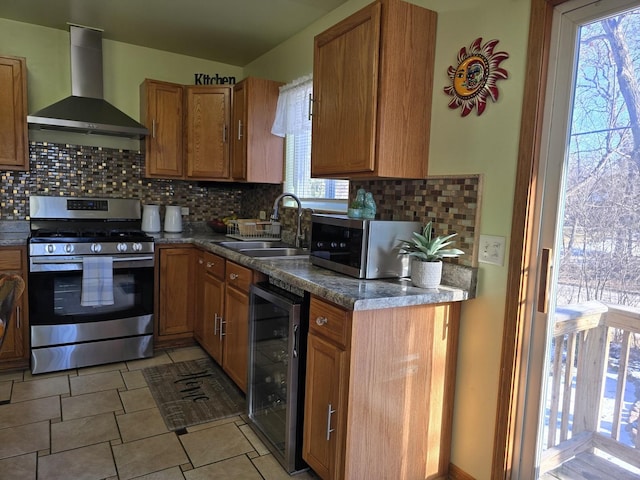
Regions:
[[272, 75, 348, 211]]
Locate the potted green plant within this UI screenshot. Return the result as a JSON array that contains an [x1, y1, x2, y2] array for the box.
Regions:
[[398, 221, 464, 288]]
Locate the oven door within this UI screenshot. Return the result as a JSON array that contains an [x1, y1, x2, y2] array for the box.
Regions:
[[28, 255, 154, 327]]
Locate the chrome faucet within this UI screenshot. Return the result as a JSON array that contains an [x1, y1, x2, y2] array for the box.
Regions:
[[271, 193, 303, 248]]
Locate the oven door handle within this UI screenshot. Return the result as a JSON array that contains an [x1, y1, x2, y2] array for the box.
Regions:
[[31, 256, 155, 265], [114, 256, 154, 263]]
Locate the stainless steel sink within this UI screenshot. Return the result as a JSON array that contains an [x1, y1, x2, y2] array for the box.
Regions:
[[218, 241, 290, 250], [217, 241, 308, 258], [239, 248, 308, 257]]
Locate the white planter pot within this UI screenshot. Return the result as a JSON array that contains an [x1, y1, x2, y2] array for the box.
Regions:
[[410, 259, 443, 288]]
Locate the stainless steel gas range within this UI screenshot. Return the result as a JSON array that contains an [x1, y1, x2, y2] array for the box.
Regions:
[[28, 195, 155, 374]]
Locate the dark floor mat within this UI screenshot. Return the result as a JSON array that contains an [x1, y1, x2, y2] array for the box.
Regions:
[[142, 357, 246, 431]]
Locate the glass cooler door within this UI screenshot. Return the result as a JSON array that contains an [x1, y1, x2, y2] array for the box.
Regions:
[[248, 283, 305, 473]]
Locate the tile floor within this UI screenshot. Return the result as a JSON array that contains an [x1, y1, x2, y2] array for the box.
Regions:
[[0, 346, 318, 480]]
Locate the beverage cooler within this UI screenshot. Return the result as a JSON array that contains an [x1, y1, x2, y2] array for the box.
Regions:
[[247, 282, 309, 474]]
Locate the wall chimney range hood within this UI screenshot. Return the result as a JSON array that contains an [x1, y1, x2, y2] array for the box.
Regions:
[[27, 25, 148, 139]]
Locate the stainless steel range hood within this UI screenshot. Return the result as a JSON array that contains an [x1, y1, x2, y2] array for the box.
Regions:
[[27, 25, 148, 139]]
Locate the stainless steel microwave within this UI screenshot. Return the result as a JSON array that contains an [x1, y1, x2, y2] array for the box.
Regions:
[[309, 214, 421, 279]]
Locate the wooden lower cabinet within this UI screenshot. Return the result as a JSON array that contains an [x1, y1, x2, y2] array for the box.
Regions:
[[222, 261, 265, 393], [0, 247, 29, 369], [304, 332, 348, 479], [193, 255, 265, 393], [195, 250, 225, 364], [303, 295, 460, 480], [222, 282, 249, 392], [156, 246, 195, 345]]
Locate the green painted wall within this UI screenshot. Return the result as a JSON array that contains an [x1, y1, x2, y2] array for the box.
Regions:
[[0, 18, 243, 149], [246, 0, 531, 478]]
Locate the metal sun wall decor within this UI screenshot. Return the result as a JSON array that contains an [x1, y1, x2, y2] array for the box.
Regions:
[[444, 37, 509, 117]]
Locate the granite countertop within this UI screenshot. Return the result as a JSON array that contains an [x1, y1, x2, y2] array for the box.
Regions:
[[154, 231, 477, 311], [0, 221, 30, 246], [1, 223, 477, 311]]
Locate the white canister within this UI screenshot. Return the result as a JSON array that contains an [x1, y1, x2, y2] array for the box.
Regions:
[[164, 205, 183, 233], [141, 204, 161, 233]]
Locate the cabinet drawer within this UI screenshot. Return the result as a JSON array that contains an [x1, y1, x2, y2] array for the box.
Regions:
[[203, 252, 225, 280], [0, 248, 22, 270], [226, 261, 252, 293], [309, 296, 351, 348]]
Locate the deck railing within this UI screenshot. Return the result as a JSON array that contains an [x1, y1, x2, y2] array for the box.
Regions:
[[540, 301, 640, 474]]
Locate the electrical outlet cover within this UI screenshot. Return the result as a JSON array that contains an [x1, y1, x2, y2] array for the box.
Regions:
[[479, 234, 506, 266]]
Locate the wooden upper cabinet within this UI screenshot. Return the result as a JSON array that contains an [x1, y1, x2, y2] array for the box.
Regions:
[[0, 55, 28, 171], [311, 0, 436, 179], [185, 86, 231, 180], [140, 79, 184, 178], [231, 77, 284, 183]]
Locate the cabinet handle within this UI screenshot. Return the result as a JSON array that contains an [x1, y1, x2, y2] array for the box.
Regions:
[[315, 316, 328, 326], [206, 261, 214, 268], [308, 93, 313, 120], [223, 124, 228, 143], [16, 306, 21, 329], [198, 258, 204, 265], [152, 119, 156, 139], [229, 273, 239, 280], [237, 120, 243, 140], [219, 318, 226, 339], [326, 403, 336, 441], [292, 324, 299, 358]]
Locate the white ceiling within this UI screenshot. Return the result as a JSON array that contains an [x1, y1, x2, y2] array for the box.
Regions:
[[0, 0, 350, 66]]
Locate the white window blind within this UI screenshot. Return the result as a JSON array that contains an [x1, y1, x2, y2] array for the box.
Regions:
[[272, 75, 348, 210]]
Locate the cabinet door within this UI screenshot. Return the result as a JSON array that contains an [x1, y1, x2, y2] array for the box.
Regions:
[[202, 271, 225, 364], [158, 247, 194, 337], [311, 3, 380, 177], [231, 80, 248, 180], [303, 333, 347, 480], [223, 285, 249, 393], [0, 55, 28, 171], [0, 248, 29, 366], [185, 86, 231, 180], [141, 79, 184, 178], [193, 252, 206, 344], [231, 78, 284, 183]]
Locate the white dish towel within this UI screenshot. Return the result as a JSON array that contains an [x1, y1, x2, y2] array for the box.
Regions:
[[81, 257, 115, 307]]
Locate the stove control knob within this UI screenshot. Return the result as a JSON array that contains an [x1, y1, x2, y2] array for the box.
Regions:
[[90, 243, 102, 253], [46, 244, 55, 254], [64, 243, 74, 253], [132, 242, 143, 252], [117, 242, 128, 252]]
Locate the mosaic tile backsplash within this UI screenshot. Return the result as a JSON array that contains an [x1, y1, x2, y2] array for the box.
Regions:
[[2, 141, 481, 266], [1, 141, 279, 222]]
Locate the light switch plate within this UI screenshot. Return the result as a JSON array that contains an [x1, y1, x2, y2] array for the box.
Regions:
[[479, 234, 506, 266]]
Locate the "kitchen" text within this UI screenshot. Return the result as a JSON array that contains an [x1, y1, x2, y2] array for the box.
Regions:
[[194, 73, 236, 85]]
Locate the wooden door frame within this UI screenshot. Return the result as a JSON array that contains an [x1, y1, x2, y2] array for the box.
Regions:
[[492, 0, 570, 477]]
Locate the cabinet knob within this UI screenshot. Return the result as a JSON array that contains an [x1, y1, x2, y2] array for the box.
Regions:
[[207, 262, 214, 268], [198, 258, 204, 264], [315, 316, 328, 326], [229, 273, 239, 280]]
